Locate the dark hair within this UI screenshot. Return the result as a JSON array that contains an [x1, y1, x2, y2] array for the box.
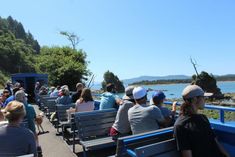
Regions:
[[152, 97, 163, 105], [180, 96, 201, 116], [3, 89, 10, 94], [106, 83, 115, 92], [80, 88, 93, 103], [13, 87, 20, 95]]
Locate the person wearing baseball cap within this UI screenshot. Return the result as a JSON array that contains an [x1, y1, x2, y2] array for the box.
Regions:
[[110, 86, 135, 140], [128, 86, 168, 134], [152, 91, 176, 126], [174, 85, 229, 157]]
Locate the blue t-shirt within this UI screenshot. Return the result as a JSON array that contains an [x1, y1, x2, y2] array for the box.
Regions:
[[3, 95, 15, 108], [99, 92, 117, 110], [56, 95, 72, 105], [0, 125, 37, 157], [158, 106, 171, 118], [24, 103, 36, 133]]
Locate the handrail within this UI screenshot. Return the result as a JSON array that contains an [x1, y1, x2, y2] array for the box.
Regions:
[[164, 101, 235, 123]]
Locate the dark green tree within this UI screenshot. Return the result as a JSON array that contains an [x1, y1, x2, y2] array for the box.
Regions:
[[36, 46, 90, 90], [192, 71, 223, 98], [0, 31, 36, 73], [1, 16, 40, 53], [102, 71, 125, 93]]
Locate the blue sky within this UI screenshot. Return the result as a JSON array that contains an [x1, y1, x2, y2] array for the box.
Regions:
[[1, 0, 235, 82]]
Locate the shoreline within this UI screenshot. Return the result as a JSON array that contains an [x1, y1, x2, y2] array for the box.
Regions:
[[130, 80, 235, 86]]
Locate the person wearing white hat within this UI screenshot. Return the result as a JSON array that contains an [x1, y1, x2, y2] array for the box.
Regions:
[[128, 86, 167, 134], [174, 85, 229, 157]]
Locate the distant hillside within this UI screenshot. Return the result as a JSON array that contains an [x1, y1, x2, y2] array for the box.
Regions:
[[122, 75, 190, 85]]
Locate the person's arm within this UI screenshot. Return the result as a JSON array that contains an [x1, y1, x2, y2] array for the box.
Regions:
[[151, 106, 170, 127], [115, 98, 123, 106], [171, 101, 177, 115], [181, 150, 193, 157], [215, 138, 230, 157]]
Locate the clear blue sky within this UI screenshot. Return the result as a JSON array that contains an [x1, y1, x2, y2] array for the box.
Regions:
[[1, 0, 235, 82]]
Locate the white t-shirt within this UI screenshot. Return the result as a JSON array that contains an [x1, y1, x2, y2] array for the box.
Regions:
[[75, 100, 95, 112]]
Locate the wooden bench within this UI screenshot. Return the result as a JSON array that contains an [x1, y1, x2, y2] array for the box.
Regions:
[[39, 96, 57, 113], [55, 103, 75, 133], [74, 109, 117, 156], [44, 99, 57, 117], [128, 138, 180, 157], [116, 127, 174, 157]]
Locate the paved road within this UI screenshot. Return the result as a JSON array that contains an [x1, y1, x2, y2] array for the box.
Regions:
[[34, 105, 81, 157]]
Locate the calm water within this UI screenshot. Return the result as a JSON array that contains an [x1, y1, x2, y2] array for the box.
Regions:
[[91, 81, 235, 99]]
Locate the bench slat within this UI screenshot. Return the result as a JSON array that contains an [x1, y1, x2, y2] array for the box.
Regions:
[[74, 109, 117, 153], [135, 139, 180, 157], [116, 127, 174, 157]]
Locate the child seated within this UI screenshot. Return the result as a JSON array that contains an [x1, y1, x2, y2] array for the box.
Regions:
[[151, 91, 177, 126]]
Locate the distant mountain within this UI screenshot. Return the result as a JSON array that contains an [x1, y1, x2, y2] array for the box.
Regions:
[[122, 75, 191, 85]]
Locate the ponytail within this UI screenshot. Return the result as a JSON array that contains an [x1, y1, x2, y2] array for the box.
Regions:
[[180, 98, 194, 116]]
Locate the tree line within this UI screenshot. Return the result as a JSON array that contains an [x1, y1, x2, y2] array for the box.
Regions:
[[0, 16, 90, 90]]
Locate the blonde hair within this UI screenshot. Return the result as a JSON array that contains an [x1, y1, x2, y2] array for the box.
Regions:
[[2, 101, 26, 122]]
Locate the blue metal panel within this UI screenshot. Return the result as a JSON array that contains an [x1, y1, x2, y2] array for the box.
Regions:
[[123, 129, 173, 144], [127, 149, 137, 157]]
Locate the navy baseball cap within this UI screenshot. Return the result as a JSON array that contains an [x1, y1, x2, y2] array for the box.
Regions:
[[152, 91, 166, 101]]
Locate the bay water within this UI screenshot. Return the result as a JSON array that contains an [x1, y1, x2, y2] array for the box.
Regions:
[[91, 81, 235, 99]]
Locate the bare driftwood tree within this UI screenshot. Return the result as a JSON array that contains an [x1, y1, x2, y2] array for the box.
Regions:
[[190, 57, 200, 77], [60, 31, 83, 50]]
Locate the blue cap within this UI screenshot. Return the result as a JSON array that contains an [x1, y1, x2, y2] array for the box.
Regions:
[[152, 91, 166, 101]]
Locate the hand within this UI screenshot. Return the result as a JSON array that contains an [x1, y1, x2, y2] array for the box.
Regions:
[[116, 98, 123, 105], [172, 101, 177, 112]]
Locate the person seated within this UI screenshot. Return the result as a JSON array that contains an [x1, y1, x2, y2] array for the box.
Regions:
[[56, 87, 72, 105], [72, 83, 84, 103], [48, 86, 56, 95], [4, 81, 12, 96], [151, 91, 177, 126], [174, 85, 229, 157], [15, 90, 37, 134], [99, 83, 119, 110], [2, 89, 10, 102], [0, 101, 37, 156], [3, 87, 20, 108], [67, 88, 95, 122], [39, 86, 48, 95], [110, 86, 135, 140], [75, 88, 94, 112], [128, 86, 169, 134], [50, 86, 60, 97]]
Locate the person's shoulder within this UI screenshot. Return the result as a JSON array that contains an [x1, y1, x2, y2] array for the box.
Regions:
[[21, 127, 35, 139], [161, 106, 171, 113], [128, 105, 136, 113], [123, 100, 134, 106], [148, 105, 161, 112], [174, 115, 189, 126], [76, 99, 82, 104], [195, 114, 210, 122], [26, 104, 35, 110]]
